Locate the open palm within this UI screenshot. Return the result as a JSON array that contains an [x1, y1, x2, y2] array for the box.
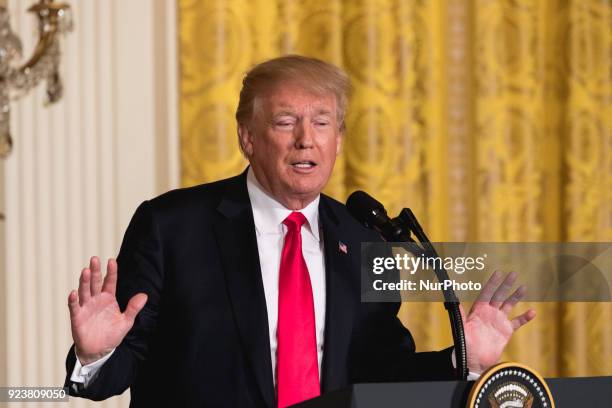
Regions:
[[462, 271, 536, 373], [68, 257, 147, 366]]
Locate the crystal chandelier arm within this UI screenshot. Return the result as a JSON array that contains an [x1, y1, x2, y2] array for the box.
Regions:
[[0, 0, 72, 158], [18, 1, 67, 73], [17, 26, 57, 74]]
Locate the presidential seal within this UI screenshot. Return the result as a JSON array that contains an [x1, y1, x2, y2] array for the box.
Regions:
[[466, 362, 555, 408]]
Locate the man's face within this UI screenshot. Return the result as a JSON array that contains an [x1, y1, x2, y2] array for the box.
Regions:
[[239, 82, 343, 209]]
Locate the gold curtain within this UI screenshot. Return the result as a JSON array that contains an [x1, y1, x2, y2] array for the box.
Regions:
[[179, 0, 612, 377]]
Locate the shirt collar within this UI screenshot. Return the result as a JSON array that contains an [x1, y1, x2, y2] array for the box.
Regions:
[[246, 167, 320, 241]]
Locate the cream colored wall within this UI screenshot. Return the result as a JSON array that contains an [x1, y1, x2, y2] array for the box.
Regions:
[[1, 1, 179, 407], [0, 161, 6, 391]]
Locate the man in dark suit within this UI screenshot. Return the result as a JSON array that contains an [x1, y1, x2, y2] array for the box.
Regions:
[[65, 55, 535, 407]]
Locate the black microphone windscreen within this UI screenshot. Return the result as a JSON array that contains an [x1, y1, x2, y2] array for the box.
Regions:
[[346, 190, 386, 226]]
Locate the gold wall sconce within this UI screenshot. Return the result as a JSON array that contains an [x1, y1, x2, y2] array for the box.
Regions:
[[0, 0, 73, 158]]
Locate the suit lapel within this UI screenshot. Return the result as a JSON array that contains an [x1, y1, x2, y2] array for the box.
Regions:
[[319, 197, 356, 392], [213, 173, 275, 408]]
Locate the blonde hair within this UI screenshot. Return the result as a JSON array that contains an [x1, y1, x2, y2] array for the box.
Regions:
[[235, 55, 350, 131]]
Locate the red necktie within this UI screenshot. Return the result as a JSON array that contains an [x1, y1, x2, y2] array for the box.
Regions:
[[277, 212, 320, 407]]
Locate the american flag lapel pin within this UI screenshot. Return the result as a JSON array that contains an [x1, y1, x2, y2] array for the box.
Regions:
[[338, 241, 348, 254]]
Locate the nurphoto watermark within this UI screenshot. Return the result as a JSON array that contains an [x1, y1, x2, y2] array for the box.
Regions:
[[361, 242, 612, 302]]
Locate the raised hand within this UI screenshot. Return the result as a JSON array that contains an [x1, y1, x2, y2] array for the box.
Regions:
[[462, 271, 536, 374], [68, 256, 147, 366]]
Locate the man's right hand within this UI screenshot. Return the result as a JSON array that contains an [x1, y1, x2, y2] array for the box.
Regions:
[[68, 256, 148, 366]]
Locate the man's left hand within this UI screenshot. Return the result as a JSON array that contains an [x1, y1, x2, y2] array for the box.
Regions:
[[462, 270, 536, 374]]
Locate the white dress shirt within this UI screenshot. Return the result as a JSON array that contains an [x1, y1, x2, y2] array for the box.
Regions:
[[246, 168, 326, 384]]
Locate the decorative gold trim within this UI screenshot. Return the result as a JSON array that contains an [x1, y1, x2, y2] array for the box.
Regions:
[[0, 0, 72, 158], [466, 361, 555, 408], [19, 1, 70, 72], [18, 30, 57, 73]]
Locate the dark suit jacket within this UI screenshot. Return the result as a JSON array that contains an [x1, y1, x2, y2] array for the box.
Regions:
[[65, 170, 455, 407]]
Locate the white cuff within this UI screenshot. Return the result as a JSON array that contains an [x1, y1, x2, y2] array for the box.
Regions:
[[70, 348, 116, 388], [451, 348, 481, 381]]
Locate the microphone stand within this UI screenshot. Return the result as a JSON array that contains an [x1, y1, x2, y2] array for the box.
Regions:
[[390, 208, 469, 380]]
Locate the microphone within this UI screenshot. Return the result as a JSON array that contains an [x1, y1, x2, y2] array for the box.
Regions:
[[345, 189, 469, 380], [346, 191, 411, 241]]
